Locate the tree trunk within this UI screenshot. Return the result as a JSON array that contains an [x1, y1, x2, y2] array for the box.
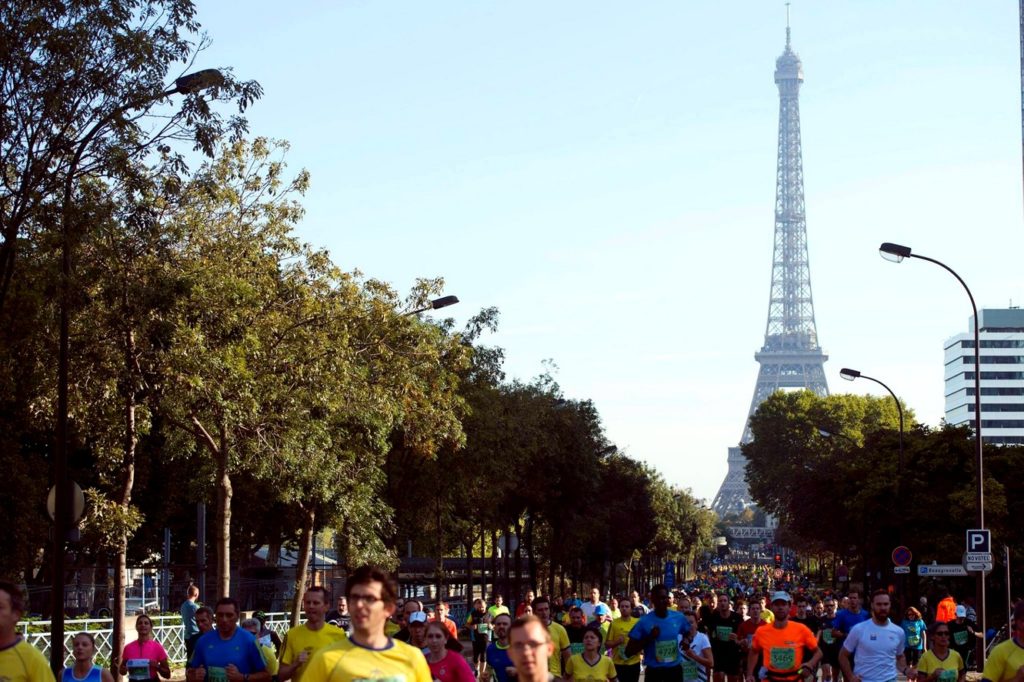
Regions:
[[465, 540, 474, 604], [490, 528, 498, 601], [215, 421, 232, 599], [435, 496, 444, 602], [513, 518, 523, 606], [525, 514, 537, 593], [112, 546, 128, 681], [112, 328, 138, 681], [290, 507, 316, 627]]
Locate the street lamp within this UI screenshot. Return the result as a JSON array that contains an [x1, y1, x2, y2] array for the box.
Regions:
[[878, 241, 986, 665], [838, 368, 904, 485], [403, 295, 460, 316], [52, 69, 224, 674]]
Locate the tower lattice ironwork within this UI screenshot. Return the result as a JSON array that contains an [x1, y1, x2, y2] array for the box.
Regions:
[[711, 25, 829, 519]]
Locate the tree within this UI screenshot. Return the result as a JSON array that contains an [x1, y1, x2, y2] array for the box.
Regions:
[[0, 0, 261, 310]]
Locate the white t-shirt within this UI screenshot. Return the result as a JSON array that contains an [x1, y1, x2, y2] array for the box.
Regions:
[[843, 619, 906, 682], [581, 601, 609, 623], [681, 632, 711, 682]]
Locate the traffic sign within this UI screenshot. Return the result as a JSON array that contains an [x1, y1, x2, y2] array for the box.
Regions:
[[892, 546, 912, 567], [965, 552, 992, 563], [966, 529, 991, 554], [894, 566, 911, 574], [965, 562, 993, 572], [773, 568, 783, 579], [664, 560, 675, 588], [917, 564, 967, 577]]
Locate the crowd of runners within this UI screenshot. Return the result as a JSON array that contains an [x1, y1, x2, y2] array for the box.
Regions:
[[2, 566, 1023, 682]]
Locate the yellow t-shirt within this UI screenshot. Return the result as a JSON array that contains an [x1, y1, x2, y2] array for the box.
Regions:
[[566, 653, 617, 682], [917, 649, 963, 682], [302, 637, 432, 682], [982, 638, 1024, 682], [281, 623, 348, 681], [0, 639, 56, 682], [384, 620, 402, 637], [607, 617, 641, 666], [260, 644, 280, 676], [548, 622, 571, 676]]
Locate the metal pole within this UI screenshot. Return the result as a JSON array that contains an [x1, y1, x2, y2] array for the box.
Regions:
[[162, 528, 171, 613], [908, 252, 985, 668], [1007, 545, 1012, 629], [197, 502, 206, 604]]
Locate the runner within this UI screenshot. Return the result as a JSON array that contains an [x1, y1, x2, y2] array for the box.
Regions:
[[240, 619, 279, 679], [301, 565, 431, 682], [325, 596, 350, 633], [426, 622, 475, 682], [625, 584, 691, 682], [566, 607, 591, 657], [467, 598, 493, 677], [187, 598, 269, 682], [980, 601, 1024, 682], [818, 598, 841, 682], [947, 606, 982, 667], [832, 590, 869, 680], [279, 587, 347, 682], [434, 601, 459, 641], [916, 622, 965, 682], [407, 612, 429, 653], [682, 611, 713, 682], [532, 595, 571, 680], [566, 626, 617, 682], [901, 607, 927, 669], [838, 591, 908, 682], [62, 633, 114, 682], [508, 616, 556, 682], [582, 589, 610, 624], [489, 595, 511, 621], [605, 598, 642, 682], [483, 614, 515, 682], [117, 614, 170, 682], [187, 607, 214, 660], [745, 591, 820, 682], [705, 593, 743, 682], [737, 601, 766, 662]]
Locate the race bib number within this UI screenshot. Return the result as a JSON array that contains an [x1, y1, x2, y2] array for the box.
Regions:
[[716, 626, 733, 641], [207, 667, 227, 682], [126, 659, 150, 681], [570, 642, 585, 656], [769, 647, 797, 670], [907, 635, 920, 646], [938, 670, 957, 682], [655, 639, 678, 664], [822, 630, 834, 645], [682, 660, 700, 681], [477, 623, 490, 633], [616, 645, 626, 660], [953, 631, 968, 646]]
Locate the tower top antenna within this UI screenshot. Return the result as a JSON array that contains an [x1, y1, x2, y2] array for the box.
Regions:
[[785, 2, 792, 48]]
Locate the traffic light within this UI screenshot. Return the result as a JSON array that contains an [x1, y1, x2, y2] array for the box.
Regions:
[[774, 553, 782, 568]]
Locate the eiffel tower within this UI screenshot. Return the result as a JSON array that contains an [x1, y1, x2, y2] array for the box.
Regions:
[[711, 22, 829, 519]]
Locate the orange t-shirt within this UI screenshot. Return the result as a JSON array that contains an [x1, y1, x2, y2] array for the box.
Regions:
[[751, 621, 818, 676]]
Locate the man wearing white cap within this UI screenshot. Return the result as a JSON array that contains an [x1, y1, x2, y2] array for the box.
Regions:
[[838, 590, 907, 682], [947, 605, 982, 666], [746, 591, 820, 682]]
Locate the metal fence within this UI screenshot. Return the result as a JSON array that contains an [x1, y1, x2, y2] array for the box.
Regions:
[[20, 613, 288, 667]]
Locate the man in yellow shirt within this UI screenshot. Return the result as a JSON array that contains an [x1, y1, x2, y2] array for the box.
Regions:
[[302, 567, 430, 682], [605, 597, 641, 682], [0, 581, 55, 682], [532, 596, 570, 678], [279, 587, 347, 682], [982, 603, 1024, 682]]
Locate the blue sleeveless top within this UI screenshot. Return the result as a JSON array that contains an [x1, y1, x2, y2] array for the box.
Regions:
[[62, 665, 103, 682]]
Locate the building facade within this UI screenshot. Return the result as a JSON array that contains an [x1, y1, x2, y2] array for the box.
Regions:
[[944, 307, 1024, 445]]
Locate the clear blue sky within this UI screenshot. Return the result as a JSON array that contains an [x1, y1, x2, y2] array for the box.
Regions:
[[194, 1, 1023, 503]]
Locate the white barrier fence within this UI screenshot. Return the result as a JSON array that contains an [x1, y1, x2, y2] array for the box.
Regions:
[[21, 613, 297, 667]]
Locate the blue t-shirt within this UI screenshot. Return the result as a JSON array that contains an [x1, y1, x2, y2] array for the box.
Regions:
[[901, 619, 925, 651], [189, 628, 267, 682], [628, 610, 691, 668], [486, 642, 514, 682], [181, 600, 199, 639], [834, 609, 870, 638]]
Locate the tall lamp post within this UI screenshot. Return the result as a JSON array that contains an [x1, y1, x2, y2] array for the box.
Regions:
[[878, 241, 985, 666], [51, 69, 225, 674], [839, 367, 906, 598]]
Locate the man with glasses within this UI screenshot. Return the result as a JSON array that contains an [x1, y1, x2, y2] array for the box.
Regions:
[[981, 601, 1024, 682], [303, 565, 431, 682], [818, 599, 841, 682], [187, 598, 269, 682], [917, 622, 965, 682], [508, 615, 556, 682]]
